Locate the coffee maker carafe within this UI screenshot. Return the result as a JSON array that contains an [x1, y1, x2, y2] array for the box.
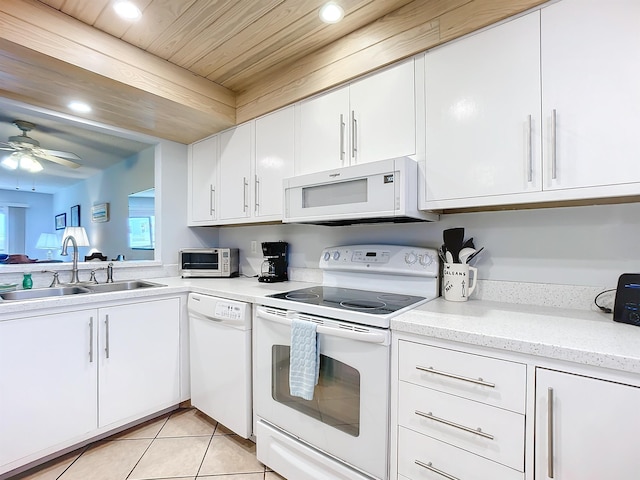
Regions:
[[258, 241, 288, 283]]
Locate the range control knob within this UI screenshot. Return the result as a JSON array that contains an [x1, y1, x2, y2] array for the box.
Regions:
[[333, 251, 341, 261], [323, 251, 331, 262], [404, 252, 418, 264], [419, 253, 433, 266]]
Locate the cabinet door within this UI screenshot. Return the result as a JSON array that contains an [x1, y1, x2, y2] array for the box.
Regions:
[[425, 12, 541, 202], [541, 0, 640, 190], [98, 298, 180, 428], [255, 107, 295, 219], [219, 123, 252, 221], [0, 310, 97, 467], [298, 85, 350, 175], [188, 135, 218, 224], [350, 59, 417, 165], [535, 368, 640, 479]]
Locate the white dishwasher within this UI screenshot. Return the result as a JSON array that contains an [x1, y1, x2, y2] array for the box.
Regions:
[[188, 292, 252, 438]]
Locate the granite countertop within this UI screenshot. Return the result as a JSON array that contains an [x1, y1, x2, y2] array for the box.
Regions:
[[392, 297, 640, 375]]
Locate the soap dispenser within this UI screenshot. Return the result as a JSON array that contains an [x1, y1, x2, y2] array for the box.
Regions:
[[22, 273, 33, 289]]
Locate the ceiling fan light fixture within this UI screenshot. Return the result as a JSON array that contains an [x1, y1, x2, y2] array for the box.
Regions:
[[20, 153, 43, 173], [68, 101, 92, 113], [114, 1, 142, 20], [1, 154, 19, 170], [319, 2, 344, 24]]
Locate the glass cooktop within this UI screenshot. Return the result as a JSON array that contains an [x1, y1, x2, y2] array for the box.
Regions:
[[268, 286, 426, 315]]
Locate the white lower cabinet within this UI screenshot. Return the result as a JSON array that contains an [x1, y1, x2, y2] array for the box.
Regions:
[[535, 368, 640, 479], [394, 339, 526, 480], [0, 296, 181, 476], [0, 309, 98, 468], [98, 298, 181, 427]]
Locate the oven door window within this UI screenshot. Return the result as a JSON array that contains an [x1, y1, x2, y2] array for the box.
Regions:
[[271, 345, 360, 437]]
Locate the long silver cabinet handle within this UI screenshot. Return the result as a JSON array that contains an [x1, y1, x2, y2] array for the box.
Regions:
[[89, 317, 94, 363], [243, 177, 249, 212], [105, 314, 110, 359], [210, 185, 215, 216], [415, 460, 460, 480], [339, 114, 345, 164], [548, 387, 555, 478], [416, 365, 495, 388], [415, 410, 494, 440], [351, 110, 357, 161], [527, 114, 533, 183], [551, 109, 557, 180], [254, 175, 260, 213]]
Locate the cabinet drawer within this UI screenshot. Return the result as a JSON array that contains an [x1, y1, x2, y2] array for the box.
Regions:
[[398, 427, 523, 480], [398, 382, 524, 471], [398, 340, 526, 413]]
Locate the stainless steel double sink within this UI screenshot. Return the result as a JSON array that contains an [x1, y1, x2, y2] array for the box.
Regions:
[[0, 280, 165, 301]]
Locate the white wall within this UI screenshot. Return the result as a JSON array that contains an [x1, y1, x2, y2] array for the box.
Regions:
[[218, 201, 640, 288]]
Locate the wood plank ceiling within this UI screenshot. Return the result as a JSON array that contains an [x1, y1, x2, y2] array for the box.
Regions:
[[0, 0, 546, 143]]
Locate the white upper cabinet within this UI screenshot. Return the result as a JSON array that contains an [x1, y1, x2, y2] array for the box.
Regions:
[[188, 135, 218, 225], [541, 0, 640, 190], [424, 12, 541, 202], [219, 123, 253, 222], [423, 0, 640, 210], [297, 58, 418, 175], [255, 106, 295, 220]]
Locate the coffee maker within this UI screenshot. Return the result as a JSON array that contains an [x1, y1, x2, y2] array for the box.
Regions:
[[258, 241, 288, 283]]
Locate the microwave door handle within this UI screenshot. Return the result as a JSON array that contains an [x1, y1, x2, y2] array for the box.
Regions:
[[255, 307, 388, 344]]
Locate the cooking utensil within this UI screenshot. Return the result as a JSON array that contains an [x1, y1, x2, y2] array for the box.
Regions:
[[445, 250, 454, 264], [443, 228, 465, 263], [462, 237, 475, 249], [458, 247, 476, 264], [466, 247, 484, 264]]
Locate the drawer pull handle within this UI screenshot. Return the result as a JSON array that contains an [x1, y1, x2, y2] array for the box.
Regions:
[[415, 460, 460, 480], [415, 410, 494, 440], [548, 387, 555, 478], [416, 365, 496, 388]]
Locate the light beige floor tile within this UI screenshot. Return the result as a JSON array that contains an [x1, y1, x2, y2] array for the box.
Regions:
[[266, 472, 287, 480], [157, 408, 216, 437], [10, 449, 84, 480], [213, 422, 234, 436], [198, 474, 264, 479], [198, 435, 264, 476], [128, 436, 210, 480], [58, 439, 151, 480], [112, 414, 169, 440]]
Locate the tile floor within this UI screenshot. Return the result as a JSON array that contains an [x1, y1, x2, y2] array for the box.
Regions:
[[9, 408, 285, 480]]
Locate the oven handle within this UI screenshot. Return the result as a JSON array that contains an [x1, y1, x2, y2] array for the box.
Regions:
[[256, 306, 389, 345]]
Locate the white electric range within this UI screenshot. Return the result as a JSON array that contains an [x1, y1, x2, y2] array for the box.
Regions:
[[254, 244, 439, 480]]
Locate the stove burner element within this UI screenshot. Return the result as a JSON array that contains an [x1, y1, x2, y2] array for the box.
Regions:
[[285, 292, 320, 300], [339, 299, 387, 310]]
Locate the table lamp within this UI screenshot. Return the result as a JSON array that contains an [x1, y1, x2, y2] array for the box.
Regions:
[[35, 233, 60, 260]]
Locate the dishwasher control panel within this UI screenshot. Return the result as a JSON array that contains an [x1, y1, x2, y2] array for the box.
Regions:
[[215, 301, 246, 321]]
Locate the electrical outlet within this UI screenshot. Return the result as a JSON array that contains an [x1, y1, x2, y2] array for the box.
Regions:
[[251, 241, 257, 254]]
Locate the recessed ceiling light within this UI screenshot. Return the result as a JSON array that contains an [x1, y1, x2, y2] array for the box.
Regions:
[[113, 1, 142, 20], [319, 2, 344, 24], [68, 101, 92, 113]]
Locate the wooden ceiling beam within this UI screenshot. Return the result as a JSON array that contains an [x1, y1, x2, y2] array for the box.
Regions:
[[0, 0, 235, 142]]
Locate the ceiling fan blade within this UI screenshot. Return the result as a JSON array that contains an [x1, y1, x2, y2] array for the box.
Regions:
[[0, 146, 16, 151], [40, 148, 81, 161], [33, 150, 81, 169], [0, 141, 16, 149]]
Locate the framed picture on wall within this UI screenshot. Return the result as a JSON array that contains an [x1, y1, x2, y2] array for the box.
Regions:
[[70, 205, 80, 227], [55, 213, 66, 230], [91, 203, 109, 223]]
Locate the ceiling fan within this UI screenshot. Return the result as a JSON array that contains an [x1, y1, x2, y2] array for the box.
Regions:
[[0, 120, 82, 172]]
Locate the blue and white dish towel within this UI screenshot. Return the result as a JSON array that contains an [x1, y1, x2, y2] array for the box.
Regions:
[[289, 318, 320, 400]]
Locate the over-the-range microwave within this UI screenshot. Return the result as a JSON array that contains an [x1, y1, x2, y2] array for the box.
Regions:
[[283, 157, 439, 225], [179, 248, 239, 278]]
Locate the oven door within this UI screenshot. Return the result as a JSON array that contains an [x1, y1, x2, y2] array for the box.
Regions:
[[254, 305, 390, 479]]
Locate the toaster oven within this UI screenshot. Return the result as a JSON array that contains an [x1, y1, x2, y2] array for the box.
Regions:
[[179, 248, 239, 278]]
